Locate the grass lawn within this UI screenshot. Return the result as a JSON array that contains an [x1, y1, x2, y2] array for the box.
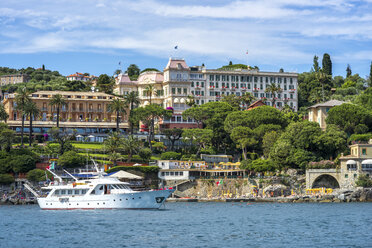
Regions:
[[72, 143, 103, 149], [78, 153, 108, 158]]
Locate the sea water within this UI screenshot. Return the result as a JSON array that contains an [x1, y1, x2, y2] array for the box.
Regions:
[[0, 202, 371, 248]]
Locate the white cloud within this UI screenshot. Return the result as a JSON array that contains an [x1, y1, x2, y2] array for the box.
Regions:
[[0, 0, 371, 74]]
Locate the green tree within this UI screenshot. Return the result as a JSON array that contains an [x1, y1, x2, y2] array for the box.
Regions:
[[140, 68, 160, 73], [139, 148, 152, 163], [96, 74, 114, 94], [0, 103, 9, 122], [15, 87, 31, 147], [11, 155, 36, 173], [346, 64, 352, 78], [241, 158, 277, 172], [58, 151, 85, 168], [163, 128, 183, 151], [326, 103, 372, 134], [126, 64, 140, 81], [103, 132, 124, 154], [182, 106, 208, 127], [262, 131, 280, 158], [231, 126, 257, 160], [49, 94, 66, 128], [265, 83, 282, 107], [356, 174, 372, 187], [27, 169, 52, 182], [136, 104, 171, 150], [369, 61, 372, 87], [355, 88, 372, 110], [24, 101, 40, 146], [322, 53, 332, 76], [182, 128, 213, 156], [313, 55, 319, 72], [144, 84, 156, 104], [124, 91, 140, 134], [108, 152, 122, 166], [0, 174, 14, 185], [185, 95, 196, 107], [108, 98, 127, 132], [240, 92, 255, 109], [221, 94, 241, 110], [48, 128, 75, 154], [0, 128, 15, 152], [122, 135, 141, 162]]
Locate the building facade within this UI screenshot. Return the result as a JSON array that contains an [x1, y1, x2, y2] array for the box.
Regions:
[[115, 58, 299, 129], [0, 74, 30, 86], [66, 72, 97, 82], [3, 91, 128, 141], [308, 100, 345, 129]]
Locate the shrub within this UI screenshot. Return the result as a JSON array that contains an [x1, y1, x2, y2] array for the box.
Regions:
[[307, 160, 336, 169], [27, 169, 52, 182], [105, 166, 159, 174], [0, 174, 14, 185], [139, 148, 152, 162], [161, 151, 181, 160], [10, 155, 36, 173], [240, 159, 278, 172], [356, 174, 372, 187], [348, 133, 372, 144], [58, 151, 85, 168]]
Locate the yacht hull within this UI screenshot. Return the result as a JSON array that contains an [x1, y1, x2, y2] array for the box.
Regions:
[[37, 189, 174, 210]]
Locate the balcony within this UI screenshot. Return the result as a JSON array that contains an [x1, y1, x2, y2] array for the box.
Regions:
[[71, 109, 84, 112]]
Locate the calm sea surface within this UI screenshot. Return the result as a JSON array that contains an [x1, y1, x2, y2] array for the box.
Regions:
[[0, 202, 371, 248]]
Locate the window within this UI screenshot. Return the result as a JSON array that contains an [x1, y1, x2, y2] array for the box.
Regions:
[[216, 75, 220, 81], [210, 75, 214, 81], [201, 82, 204, 87], [177, 88, 181, 94], [172, 88, 176, 94], [362, 149, 367, 155], [345, 174, 348, 178], [215, 82, 219, 88], [183, 88, 187, 94], [191, 81, 194, 87]]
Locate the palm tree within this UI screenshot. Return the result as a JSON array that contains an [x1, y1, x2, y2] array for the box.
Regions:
[[108, 152, 122, 167], [0, 103, 9, 123], [24, 102, 40, 146], [124, 92, 140, 134], [144, 84, 157, 104], [15, 87, 31, 147], [49, 94, 67, 128], [122, 135, 141, 162], [0, 128, 15, 152], [240, 92, 255, 109], [186, 95, 196, 107], [265, 83, 282, 107], [108, 98, 127, 132]]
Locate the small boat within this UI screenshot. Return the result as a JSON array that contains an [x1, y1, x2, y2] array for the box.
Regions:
[[33, 160, 174, 210]]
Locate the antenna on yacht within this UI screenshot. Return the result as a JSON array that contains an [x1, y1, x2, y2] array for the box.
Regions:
[[63, 169, 78, 181], [91, 158, 104, 178], [46, 168, 63, 183]]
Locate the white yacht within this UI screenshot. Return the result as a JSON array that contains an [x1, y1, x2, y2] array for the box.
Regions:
[[36, 177, 174, 210]]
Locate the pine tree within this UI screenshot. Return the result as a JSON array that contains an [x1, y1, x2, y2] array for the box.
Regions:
[[346, 64, 352, 78], [322, 53, 332, 76], [313, 55, 319, 72]]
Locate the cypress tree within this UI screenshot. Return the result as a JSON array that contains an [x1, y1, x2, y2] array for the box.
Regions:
[[369, 61, 372, 87], [322, 53, 332, 76], [313, 55, 319, 72], [346, 64, 352, 78]]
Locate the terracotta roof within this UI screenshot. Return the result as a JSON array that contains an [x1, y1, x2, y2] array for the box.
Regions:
[[246, 100, 266, 110], [165, 58, 189, 70]]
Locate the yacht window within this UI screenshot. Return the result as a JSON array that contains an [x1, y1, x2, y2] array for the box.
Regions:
[[99, 185, 103, 190], [90, 190, 96, 194], [61, 190, 66, 195], [68, 190, 73, 195], [81, 189, 87, 194], [54, 190, 60, 195], [118, 185, 125, 189], [110, 185, 116, 189], [74, 190, 80, 195], [113, 185, 120, 189]]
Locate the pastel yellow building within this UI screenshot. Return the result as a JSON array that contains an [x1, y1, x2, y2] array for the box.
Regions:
[[307, 100, 345, 129], [3, 91, 128, 141]]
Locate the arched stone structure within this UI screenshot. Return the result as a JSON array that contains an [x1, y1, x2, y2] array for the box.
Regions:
[[312, 174, 340, 189], [306, 169, 341, 189]]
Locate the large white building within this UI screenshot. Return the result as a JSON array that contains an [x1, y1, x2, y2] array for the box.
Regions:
[[115, 58, 298, 128]]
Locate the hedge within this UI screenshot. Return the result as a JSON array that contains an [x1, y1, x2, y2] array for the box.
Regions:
[[106, 166, 159, 174]]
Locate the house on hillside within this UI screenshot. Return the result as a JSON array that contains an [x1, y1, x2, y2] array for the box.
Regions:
[[307, 100, 345, 129]]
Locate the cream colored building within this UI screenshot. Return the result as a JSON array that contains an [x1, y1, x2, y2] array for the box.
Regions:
[[0, 74, 30, 86], [115, 57, 299, 129], [307, 100, 345, 129], [3, 91, 128, 141]]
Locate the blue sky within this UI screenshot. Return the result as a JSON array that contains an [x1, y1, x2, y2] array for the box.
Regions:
[[0, 0, 371, 78]]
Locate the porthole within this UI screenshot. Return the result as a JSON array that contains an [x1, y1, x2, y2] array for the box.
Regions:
[[46, 203, 48, 205], [103, 202, 105, 205], [139, 197, 141, 199], [132, 198, 134, 200], [97, 203, 99, 205], [126, 198, 128, 200], [120, 199, 122, 201], [113, 199, 116, 201]]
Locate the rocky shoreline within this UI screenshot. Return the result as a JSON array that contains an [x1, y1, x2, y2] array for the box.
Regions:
[[167, 188, 372, 203]]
